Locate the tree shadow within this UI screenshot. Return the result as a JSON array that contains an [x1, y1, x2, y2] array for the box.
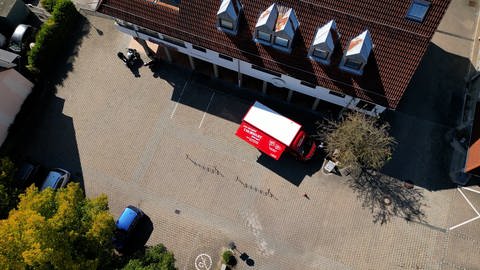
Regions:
[[46, 14, 91, 89], [348, 169, 426, 224]]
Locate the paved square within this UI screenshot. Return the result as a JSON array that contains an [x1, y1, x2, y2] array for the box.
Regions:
[[19, 12, 480, 270]]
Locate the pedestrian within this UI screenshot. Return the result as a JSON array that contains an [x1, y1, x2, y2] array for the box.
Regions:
[[303, 193, 310, 200]]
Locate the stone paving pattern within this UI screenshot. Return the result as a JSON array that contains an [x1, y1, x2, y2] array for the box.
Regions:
[[21, 1, 480, 269]]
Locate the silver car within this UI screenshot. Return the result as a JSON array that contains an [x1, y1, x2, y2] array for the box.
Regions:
[[40, 168, 70, 190]]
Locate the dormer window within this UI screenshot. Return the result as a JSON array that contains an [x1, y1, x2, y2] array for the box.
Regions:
[[312, 48, 329, 60], [257, 30, 272, 42], [254, 4, 298, 53], [406, 0, 430, 22], [254, 4, 278, 46], [339, 30, 373, 75], [308, 20, 340, 65], [217, 0, 242, 35], [274, 36, 289, 47], [344, 59, 362, 70], [220, 19, 234, 30]]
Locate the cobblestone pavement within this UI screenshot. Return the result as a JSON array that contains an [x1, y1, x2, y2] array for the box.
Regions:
[[22, 15, 480, 270]]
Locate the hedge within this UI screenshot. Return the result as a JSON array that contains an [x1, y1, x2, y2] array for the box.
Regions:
[[27, 0, 79, 76]]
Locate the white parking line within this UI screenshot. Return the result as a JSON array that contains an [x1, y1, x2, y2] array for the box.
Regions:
[[198, 92, 215, 128], [171, 75, 192, 119], [449, 215, 480, 231], [448, 187, 480, 231], [462, 186, 480, 194], [458, 187, 480, 216]]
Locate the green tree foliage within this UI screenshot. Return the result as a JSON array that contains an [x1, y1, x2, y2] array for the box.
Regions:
[[319, 112, 396, 171], [27, 0, 79, 75], [0, 157, 18, 218], [40, 0, 57, 13], [123, 244, 176, 270], [0, 183, 115, 269]]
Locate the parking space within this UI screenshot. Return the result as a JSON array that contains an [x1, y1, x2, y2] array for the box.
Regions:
[[16, 12, 480, 270]]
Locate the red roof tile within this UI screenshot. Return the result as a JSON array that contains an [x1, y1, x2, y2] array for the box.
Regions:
[[97, 0, 451, 108]]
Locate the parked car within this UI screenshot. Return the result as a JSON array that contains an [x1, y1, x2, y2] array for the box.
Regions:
[[14, 161, 40, 188], [113, 205, 144, 253], [8, 24, 35, 54], [40, 168, 70, 190]]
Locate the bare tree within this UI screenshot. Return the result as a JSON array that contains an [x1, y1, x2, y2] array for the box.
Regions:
[[318, 112, 396, 171]]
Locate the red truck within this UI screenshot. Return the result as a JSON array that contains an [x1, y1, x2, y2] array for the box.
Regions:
[[236, 101, 317, 161]]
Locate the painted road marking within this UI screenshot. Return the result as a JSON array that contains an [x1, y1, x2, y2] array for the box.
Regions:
[[462, 186, 480, 194], [171, 75, 192, 119], [198, 91, 215, 128], [195, 253, 212, 270], [448, 187, 480, 230]]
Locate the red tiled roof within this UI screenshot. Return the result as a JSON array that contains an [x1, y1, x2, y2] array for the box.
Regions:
[[97, 0, 451, 108]]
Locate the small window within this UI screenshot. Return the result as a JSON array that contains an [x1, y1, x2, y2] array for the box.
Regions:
[[300, 81, 316, 88], [313, 48, 329, 60], [356, 100, 376, 111], [138, 27, 158, 38], [329, 91, 346, 98], [219, 54, 233, 61], [192, 45, 206, 52], [344, 59, 362, 70], [274, 36, 289, 48], [257, 31, 271, 42], [162, 35, 186, 48], [220, 19, 234, 30], [406, 0, 430, 22]]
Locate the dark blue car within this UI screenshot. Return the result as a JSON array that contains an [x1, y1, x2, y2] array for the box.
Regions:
[[113, 205, 144, 253]]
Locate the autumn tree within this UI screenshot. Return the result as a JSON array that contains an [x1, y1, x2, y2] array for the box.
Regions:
[[0, 183, 115, 269], [318, 112, 396, 171], [0, 157, 18, 218], [122, 244, 176, 270]]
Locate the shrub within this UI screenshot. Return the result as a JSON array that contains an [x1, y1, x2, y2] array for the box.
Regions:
[[222, 250, 234, 265], [27, 0, 80, 76], [40, 0, 57, 12]]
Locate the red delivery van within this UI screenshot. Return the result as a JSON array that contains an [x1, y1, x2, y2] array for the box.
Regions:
[[236, 101, 317, 161]]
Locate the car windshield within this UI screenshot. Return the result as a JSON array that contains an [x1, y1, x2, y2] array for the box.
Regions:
[[8, 42, 20, 51], [41, 171, 62, 190]]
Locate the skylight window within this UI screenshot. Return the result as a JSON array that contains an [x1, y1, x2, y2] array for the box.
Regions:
[[406, 0, 430, 22]]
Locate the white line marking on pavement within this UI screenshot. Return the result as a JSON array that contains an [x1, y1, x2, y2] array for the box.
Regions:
[[449, 215, 480, 231], [171, 75, 192, 119], [458, 187, 480, 216], [462, 187, 480, 194], [198, 92, 215, 128]]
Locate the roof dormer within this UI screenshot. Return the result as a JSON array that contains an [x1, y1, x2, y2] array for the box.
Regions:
[[254, 4, 299, 53], [339, 30, 373, 75], [308, 20, 340, 65], [254, 3, 278, 45], [217, 0, 242, 35], [271, 6, 299, 53]]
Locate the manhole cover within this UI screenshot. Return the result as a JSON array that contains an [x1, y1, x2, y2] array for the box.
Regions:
[[383, 196, 392, 206]]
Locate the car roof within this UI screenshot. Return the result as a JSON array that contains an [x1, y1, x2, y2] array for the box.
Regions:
[[10, 24, 31, 43], [116, 207, 140, 231], [40, 171, 62, 190]]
